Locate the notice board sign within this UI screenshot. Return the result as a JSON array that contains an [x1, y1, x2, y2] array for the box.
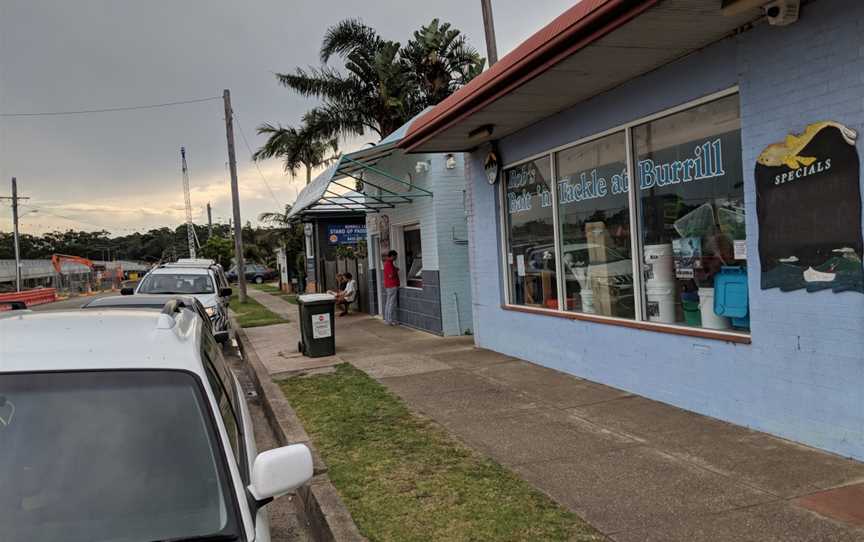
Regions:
[[327, 224, 366, 245], [755, 121, 863, 294]]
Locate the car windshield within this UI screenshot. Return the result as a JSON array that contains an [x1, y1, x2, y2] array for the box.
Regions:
[[138, 273, 215, 294], [0, 370, 241, 542]]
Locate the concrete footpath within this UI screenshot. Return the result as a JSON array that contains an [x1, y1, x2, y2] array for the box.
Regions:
[[245, 287, 864, 541]]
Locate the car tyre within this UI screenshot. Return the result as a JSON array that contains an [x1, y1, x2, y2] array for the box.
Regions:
[[255, 276, 264, 284]]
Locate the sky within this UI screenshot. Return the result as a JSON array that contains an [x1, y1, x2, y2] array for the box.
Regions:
[[0, 0, 574, 235]]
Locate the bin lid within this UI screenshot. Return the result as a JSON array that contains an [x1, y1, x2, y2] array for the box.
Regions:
[[298, 293, 336, 304]]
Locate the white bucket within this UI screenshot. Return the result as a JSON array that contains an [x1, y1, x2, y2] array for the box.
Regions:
[[698, 288, 731, 330], [580, 289, 595, 314], [644, 244, 674, 283], [646, 282, 676, 323]]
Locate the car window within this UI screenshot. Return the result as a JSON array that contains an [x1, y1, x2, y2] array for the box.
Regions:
[[0, 370, 242, 542], [201, 336, 248, 483], [138, 273, 215, 294]]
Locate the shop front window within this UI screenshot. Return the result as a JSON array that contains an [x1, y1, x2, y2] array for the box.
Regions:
[[503, 156, 558, 308], [634, 94, 747, 331], [403, 226, 423, 288], [499, 91, 749, 335], [556, 131, 634, 318]]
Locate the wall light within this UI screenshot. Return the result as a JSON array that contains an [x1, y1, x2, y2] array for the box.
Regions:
[[415, 160, 431, 174], [445, 154, 457, 170]]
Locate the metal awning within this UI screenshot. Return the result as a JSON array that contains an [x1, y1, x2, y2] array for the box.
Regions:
[[286, 110, 434, 221]]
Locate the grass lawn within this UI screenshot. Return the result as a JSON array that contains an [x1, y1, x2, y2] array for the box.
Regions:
[[280, 364, 602, 542], [250, 282, 298, 304], [229, 291, 288, 328]]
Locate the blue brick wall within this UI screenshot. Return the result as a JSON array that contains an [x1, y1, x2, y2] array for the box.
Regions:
[[466, 1, 864, 460], [363, 151, 473, 336]]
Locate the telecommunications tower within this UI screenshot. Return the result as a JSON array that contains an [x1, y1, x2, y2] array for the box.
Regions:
[[180, 146, 197, 259]]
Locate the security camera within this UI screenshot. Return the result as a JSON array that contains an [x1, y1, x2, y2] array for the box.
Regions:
[[764, 0, 799, 26]]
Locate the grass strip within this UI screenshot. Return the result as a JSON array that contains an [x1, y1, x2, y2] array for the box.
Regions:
[[280, 364, 603, 542], [251, 282, 299, 304], [230, 291, 288, 328]]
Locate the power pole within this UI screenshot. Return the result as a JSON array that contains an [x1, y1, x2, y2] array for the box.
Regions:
[[1, 178, 30, 292], [223, 89, 247, 303], [480, 0, 499, 66], [206, 202, 213, 239]]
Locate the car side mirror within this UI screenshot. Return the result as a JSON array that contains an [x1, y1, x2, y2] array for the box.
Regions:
[[120, 287, 135, 296], [213, 330, 230, 344], [248, 444, 313, 503], [220, 287, 233, 297]]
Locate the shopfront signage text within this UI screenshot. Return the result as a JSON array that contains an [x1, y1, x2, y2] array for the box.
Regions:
[[508, 137, 729, 213], [327, 224, 367, 245]]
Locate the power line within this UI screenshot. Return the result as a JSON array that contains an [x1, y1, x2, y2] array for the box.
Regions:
[[0, 95, 222, 118], [233, 112, 282, 206]]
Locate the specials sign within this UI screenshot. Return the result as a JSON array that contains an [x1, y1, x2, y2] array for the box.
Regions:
[[756, 121, 863, 294]]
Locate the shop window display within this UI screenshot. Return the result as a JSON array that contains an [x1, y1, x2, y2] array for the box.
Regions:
[[503, 156, 558, 308], [556, 131, 634, 318], [403, 226, 423, 288], [633, 94, 748, 330]]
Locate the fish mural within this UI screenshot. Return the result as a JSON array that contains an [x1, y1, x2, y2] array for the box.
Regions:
[[757, 121, 857, 169], [755, 120, 863, 294]]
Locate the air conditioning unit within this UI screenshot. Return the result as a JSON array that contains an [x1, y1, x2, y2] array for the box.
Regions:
[[764, 0, 800, 26]]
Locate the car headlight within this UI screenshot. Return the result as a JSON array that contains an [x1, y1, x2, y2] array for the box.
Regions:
[[205, 306, 217, 317]]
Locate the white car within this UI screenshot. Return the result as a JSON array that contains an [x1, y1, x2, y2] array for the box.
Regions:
[[0, 302, 312, 542], [131, 264, 231, 332]]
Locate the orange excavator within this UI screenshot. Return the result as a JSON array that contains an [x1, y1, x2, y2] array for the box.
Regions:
[[51, 254, 94, 274]]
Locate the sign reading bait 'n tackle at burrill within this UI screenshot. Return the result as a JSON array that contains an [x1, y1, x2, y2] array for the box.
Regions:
[[756, 121, 864, 294]]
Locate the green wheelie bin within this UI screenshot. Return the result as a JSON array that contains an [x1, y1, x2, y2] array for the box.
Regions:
[[297, 293, 336, 357]]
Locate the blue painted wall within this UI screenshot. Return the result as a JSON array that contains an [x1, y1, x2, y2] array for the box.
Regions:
[[364, 151, 473, 335], [465, 0, 864, 460]]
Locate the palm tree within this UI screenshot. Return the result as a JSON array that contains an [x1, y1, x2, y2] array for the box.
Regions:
[[258, 204, 292, 228], [402, 19, 485, 107], [252, 122, 339, 185], [275, 18, 484, 141]]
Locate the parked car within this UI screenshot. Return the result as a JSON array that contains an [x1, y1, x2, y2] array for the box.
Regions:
[[128, 264, 231, 331], [227, 263, 277, 284], [82, 294, 220, 335], [0, 302, 312, 542]]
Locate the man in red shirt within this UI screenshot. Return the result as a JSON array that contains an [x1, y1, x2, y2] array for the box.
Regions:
[[382, 250, 400, 325]]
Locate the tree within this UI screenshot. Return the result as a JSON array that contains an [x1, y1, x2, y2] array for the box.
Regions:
[[200, 236, 234, 269], [275, 18, 484, 141], [252, 121, 339, 184], [402, 19, 485, 106]]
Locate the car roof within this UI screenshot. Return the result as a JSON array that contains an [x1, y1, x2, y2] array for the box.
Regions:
[[147, 266, 213, 276], [0, 308, 206, 375], [81, 294, 202, 309]]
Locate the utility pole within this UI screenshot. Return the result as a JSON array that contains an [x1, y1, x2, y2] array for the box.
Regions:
[[206, 202, 213, 239], [1, 178, 30, 292], [223, 89, 247, 303], [480, 0, 499, 66]]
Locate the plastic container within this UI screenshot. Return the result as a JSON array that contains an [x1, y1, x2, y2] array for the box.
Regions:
[[297, 293, 336, 358], [681, 291, 702, 327], [698, 287, 731, 330], [580, 289, 595, 314], [713, 267, 749, 329], [645, 282, 676, 323], [644, 244, 674, 283]]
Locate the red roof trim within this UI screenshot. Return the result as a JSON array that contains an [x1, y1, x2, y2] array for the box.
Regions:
[[401, 0, 659, 151]]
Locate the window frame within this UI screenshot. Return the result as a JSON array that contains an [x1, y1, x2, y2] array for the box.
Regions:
[[498, 86, 750, 342]]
